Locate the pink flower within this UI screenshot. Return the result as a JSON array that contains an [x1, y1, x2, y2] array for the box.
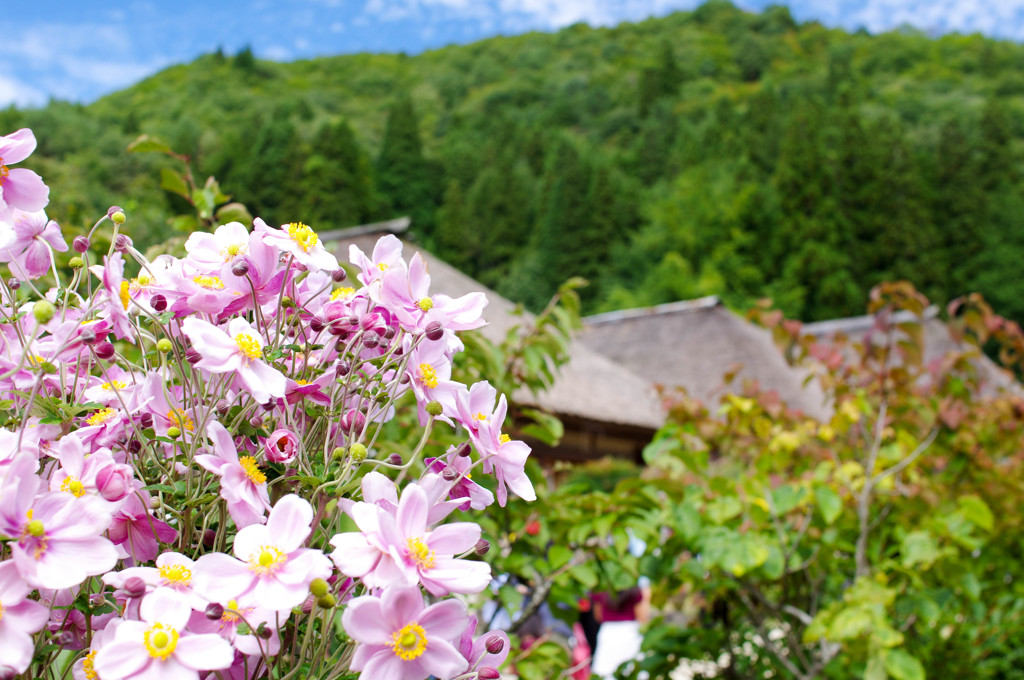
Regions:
[[196, 421, 272, 528], [93, 588, 234, 680], [181, 317, 286, 404], [343, 585, 468, 680], [330, 482, 490, 596], [349, 233, 407, 288], [108, 487, 178, 565], [193, 495, 331, 611], [0, 209, 67, 279], [184, 220, 251, 270], [0, 129, 49, 213], [425, 452, 494, 511], [263, 428, 299, 464], [0, 559, 49, 675], [458, 616, 510, 676], [257, 218, 338, 271], [89, 252, 136, 341]]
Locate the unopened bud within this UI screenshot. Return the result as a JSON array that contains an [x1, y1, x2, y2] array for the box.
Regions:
[[205, 603, 225, 620], [485, 635, 504, 655], [107, 206, 127, 224], [124, 577, 147, 599], [185, 348, 201, 364], [95, 341, 116, 360], [257, 623, 273, 640], [73, 235, 90, 253], [148, 496, 161, 509], [280, 296, 295, 309], [7, 278, 19, 291], [309, 578, 330, 597], [250, 416, 264, 429], [425, 401, 443, 417], [215, 400, 230, 416], [332, 446, 346, 461], [150, 293, 167, 312], [478, 666, 501, 679], [336, 363, 349, 377], [425, 321, 444, 342], [89, 593, 106, 607], [316, 594, 336, 608], [262, 400, 276, 412], [53, 630, 76, 647], [349, 443, 367, 462], [442, 467, 458, 482], [166, 426, 181, 439], [309, 316, 326, 333], [475, 539, 491, 556], [455, 442, 472, 458], [399, 372, 411, 384], [331, 268, 347, 282], [68, 256, 84, 269], [114, 234, 132, 252], [138, 412, 154, 428], [127, 438, 142, 454], [203, 529, 216, 547], [232, 260, 250, 277], [80, 328, 97, 344], [362, 333, 378, 349], [384, 326, 396, 340], [156, 338, 172, 353], [388, 453, 402, 466], [33, 300, 55, 324]]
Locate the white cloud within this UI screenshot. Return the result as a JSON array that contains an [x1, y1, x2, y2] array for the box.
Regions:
[[262, 45, 294, 61], [0, 75, 46, 108]]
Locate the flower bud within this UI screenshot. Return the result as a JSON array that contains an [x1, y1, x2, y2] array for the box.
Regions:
[[205, 603, 225, 620], [156, 338, 172, 353], [425, 401, 443, 417], [68, 256, 84, 269], [336, 363, 349, 377], [107, 206, 127, 224], [309, 316, 326, 333], [331, 268, 347, 282], [257, 623, 273, 639], [124, 577, 147, 599], [442, 467, 458, 482], [341, 410, 365, 432], [166, 426, 181, 439], [94, 341, 116, 360], [114, 234, 132, 252], [250, 416, 264, 429], [127, 438, 142, 455], [280, 296, 295, 309], [149, 496, 162, 510], [185, 348, 201, 364], [348, 443, 367, 462], [475, 539, 490, 556], [316, 594, 336, 608], [384, 326, 396, 340], [138, 412, 154, 428], [33, 300, 55, 325], [150, 293, 167, 312], [203, 529, 216, 547], [425, 321, 444, 342], [73, 235, 90, 253], [485, 635, 505, 655], [362, 333, 379, 349], [215, 400, 230, 416], [7, 278, 19, 291], [232, 260, 250, 277], [98, 466, 135, 502], [264, 429, 299, 464], [261, 400, 276, 412], [79, 328, 97, 345], [455, 442, 472, 458], [53, 630, 76, 647], [478, 666, 501, 679], [89, 594, 106, 607], [399, 372, 411, 384], [388, 453, 402, 466], [309, 578, 330, 598]]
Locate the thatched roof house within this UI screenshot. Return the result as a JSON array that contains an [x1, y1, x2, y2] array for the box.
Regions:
[[579, 298, 832, 420], [321, 220, 665, 463]]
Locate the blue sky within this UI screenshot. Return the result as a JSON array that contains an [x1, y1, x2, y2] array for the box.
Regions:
[[2, 0, 1022, 108]]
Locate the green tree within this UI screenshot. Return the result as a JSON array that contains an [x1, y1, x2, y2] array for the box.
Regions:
[[376, 94, 437, 237], [301, 118, 377, 230]]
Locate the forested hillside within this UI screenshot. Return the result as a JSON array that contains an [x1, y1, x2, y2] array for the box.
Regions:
[[4, 0, 1024, 322]]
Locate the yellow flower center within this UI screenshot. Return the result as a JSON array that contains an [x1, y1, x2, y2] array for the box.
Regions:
[[377, 262, 389, 272], [159, 564, 193, 587], [473, 412, 487, 422], [330, 287, 355, 300], [234, 333, 262, 359], [86, 408, 117, 426], [286, 222, 320, 252], [129, 275, 153, 294], [248, 545, 287, 576], [82, 650, 98, 679], [239, 456, 267, 485], [391, 622, 428, 661], [119, 280, 131, 310], [192, 275, 225, 290], [0, 160, 8, 186], [19, 514, 48, 560], [221, 599, 240, 624], [417, 363, 438, 389], [416, 297, 433, 311], [61, 476, 86, 497], [223, 243, 247, 260], [143, 622, 179, 660], [167, 408, 195, 432], [101, 380, 127, 392], [406, 537, 436, 570], [499, 434, 511, 445]]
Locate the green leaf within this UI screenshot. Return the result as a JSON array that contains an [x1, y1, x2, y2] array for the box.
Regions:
[[865, 653, 888, 680], [518, 408, 564, 446], [771, 484, 805, 515], [571, 561, 598, 589], [127, 134, 173, 154], [828, 606, 873, 640], [548, 545, 572, 571], [958, 495, 994, 532], [160, 168, 190, 199], [215, 202, 253, 226], [815, 486, 843, 525], [706, 495, 743, 524], [882, 649, 925, 680], [901, 531, 941, 569]]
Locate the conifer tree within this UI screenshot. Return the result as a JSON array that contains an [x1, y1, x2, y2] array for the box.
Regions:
[[376, 94, 437, 237], [301, 118, 376, 230]]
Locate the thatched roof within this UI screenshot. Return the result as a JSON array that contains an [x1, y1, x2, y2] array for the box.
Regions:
[[320, 223, 665, 432], [802, 308, 1020, 397], [579, 298, 831, 419]]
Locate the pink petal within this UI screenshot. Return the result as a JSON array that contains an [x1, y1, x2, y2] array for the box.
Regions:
[[329, 533, 380, 578], [381, 586, 424, 630], [419, 598, 469, 640], [418, 637, 469, 679], [140, 588, 191, 630], [396, 485, 428, 539], [0, 129, 37, 164], [428, 523, 480, 554], [267, 494, 313, 552], [2, 168, 49, 212], [93, 640, 150, 679], [175, 633, 235, 670], [342, 596, 391, 645]]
